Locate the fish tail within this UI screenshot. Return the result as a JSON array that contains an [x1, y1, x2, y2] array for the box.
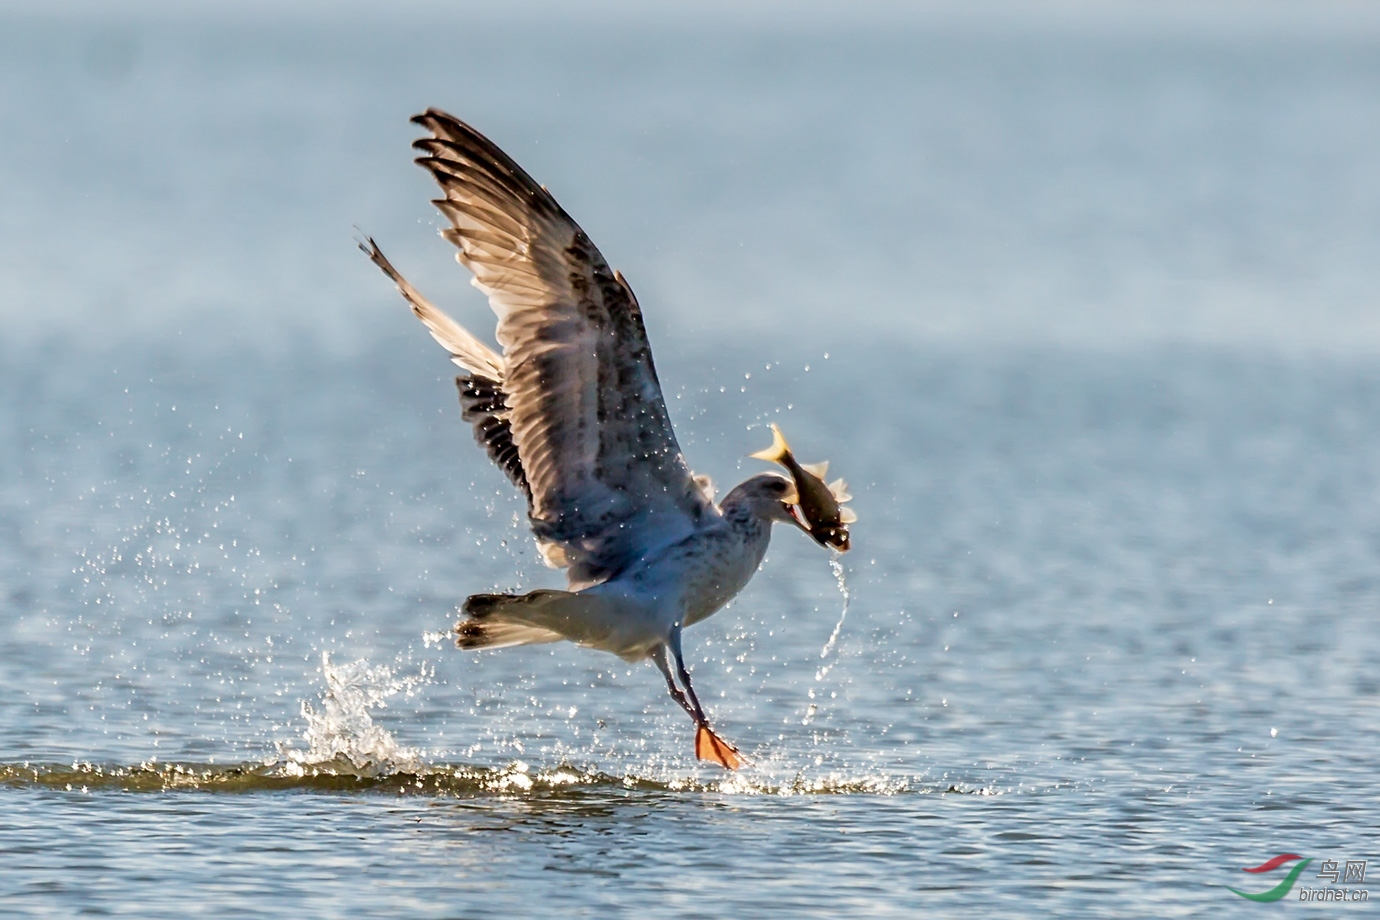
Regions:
[[749, 423, 792, 463]]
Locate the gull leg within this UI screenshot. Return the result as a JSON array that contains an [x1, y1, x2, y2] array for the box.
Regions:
[[653, 644, 697, 721], [668, 627, 748, 770], [667, 627, 708, 722]]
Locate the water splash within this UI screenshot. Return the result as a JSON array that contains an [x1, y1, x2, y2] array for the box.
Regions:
[[817, 555, 852, 666], [276, 652, 429, 777], [803, 554, 850, 724], [422, 629, 452, 649], [0, 759, 920, 797]]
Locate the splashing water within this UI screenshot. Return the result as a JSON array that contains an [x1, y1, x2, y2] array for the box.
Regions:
[[422, 629, 452, 649], [0, 758, 921, 797], [276, 652, 430, 777], [802, 554, 851, 724], [817, 555, 852, 666]]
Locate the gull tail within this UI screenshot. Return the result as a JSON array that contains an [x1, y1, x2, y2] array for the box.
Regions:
[[749, 423, 792, 464], [455, 592, 566, 650]]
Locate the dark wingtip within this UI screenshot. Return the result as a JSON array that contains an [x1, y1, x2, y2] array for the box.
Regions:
[[454, 619, 488, 649], [356, 234, 398, 280], [410, 107, 445, 127], [411, 107, 463, 133], [354, 230, 378, 259]]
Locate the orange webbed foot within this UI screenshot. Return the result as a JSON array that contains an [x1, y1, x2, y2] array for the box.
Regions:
[[695, 724, 749, 770]]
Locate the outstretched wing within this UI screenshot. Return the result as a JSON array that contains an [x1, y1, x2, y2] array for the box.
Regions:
[[410, 108, 715, 587], [361, 239, 530, 500]]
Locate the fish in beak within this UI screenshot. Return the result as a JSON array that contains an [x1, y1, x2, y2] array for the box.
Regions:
[[778, 482, 808, 530], [752, 423, 855, 551]]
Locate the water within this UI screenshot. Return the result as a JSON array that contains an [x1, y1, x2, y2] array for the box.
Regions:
[[3, 6, 1380, 916]]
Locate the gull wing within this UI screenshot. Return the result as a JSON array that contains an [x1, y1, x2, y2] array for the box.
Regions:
[[361, 239, 530, 500], [410, 109, 715, 587]]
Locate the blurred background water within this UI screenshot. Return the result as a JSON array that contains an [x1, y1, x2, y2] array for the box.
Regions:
[[2, 2, 1378, 917]]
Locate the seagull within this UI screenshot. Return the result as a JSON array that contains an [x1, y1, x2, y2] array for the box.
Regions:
[[362, 109, 849, 769]]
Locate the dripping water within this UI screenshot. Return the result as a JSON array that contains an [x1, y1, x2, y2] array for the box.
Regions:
[[802, 553, 850, 724]]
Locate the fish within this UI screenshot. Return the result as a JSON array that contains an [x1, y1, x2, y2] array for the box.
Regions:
[[751, 423, 855, 551]]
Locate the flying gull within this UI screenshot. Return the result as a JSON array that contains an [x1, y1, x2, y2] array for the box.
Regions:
[[362, 109, 852, 769]]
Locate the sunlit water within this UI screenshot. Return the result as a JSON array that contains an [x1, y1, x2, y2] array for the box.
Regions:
[[3, 7, 1380, 918]]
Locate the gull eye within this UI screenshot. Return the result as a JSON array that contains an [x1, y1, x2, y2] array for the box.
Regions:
[[770, 480, 787, 493]]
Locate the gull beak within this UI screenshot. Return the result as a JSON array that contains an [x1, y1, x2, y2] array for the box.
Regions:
[[779, 484, 810, 533]]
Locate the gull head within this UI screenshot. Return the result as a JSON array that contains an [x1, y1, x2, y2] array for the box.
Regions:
[[729, 472, 808, 531]]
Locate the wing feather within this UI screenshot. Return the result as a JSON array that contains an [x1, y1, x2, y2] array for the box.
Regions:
[[409, 109, 715, 586], [359, 238, 502, 379]]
